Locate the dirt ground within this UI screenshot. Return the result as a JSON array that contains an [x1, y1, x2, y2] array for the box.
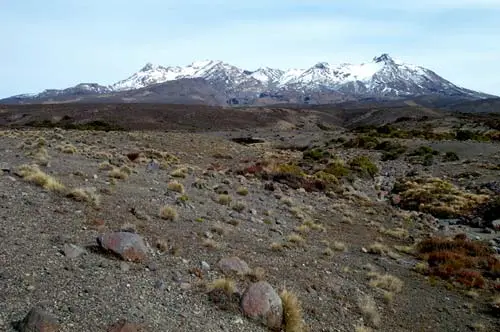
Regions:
[[0, 108, 499, 331]]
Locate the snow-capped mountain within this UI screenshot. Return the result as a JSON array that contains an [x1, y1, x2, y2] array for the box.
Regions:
[[2, 54, 495, 105]]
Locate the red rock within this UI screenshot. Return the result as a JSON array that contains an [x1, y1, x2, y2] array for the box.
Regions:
[[16, 307, 59, 332], [97, 232, 148, 262], [218, 256, 250, 276], [241, 281, 283, 330]]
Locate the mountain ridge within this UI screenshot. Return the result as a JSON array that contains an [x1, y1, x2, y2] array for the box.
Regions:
[[2, 53, 496, 106]]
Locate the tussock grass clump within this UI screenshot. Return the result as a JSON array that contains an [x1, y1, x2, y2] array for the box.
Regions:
[[207, 278, 236, 294], [203, 238, 220, 249], [207, 278, 238, 310], [367, 242, 389, 255], [287, 233, 305, 245], [171, 167, 188, 178], [354, 324, 372, 332], [231, 201, 246, 213], [58, 143, 77, 154], [218, 194, 232, 205], [270, 242, 284, 251], [98, 161, 114, 171], [67, 187, 100, 207], [167, 180, 185, 193], [367, 272, 404, 293], [17, 164, 65, 193], [159, 205, 178, 221], [358, 295, 380, 328], [416, 234, 498, 289], [332, 241, 347, 252], [236, 186, 249, 196], [108, 167, 129, 180], [379, 227, 409, 240], [33, 147, 50, 166], [280, 289, 306, 332], [392, 177, 490, 219]]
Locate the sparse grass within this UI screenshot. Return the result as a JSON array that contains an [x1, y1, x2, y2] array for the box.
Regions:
[[231, 201, 247, 213], [248, 267, 266, 281], [33, 147, 49, 166], [108, 167, 129, 180], [155, 239, 169, 252], [367, 272, 404, 293], [322, 248, 334, 256], [67, 187, 100, 207], [280, 197, 294, 207], [280, 289, 306, 332], [358, 295, 380, 328], [236, 186, 249, 196], [466, 290, 479, 299], [354, 324, 372, 332], [394, 245, 415, 254], [218, 194, 232, 205], [379, 227, 409, 239], [159, 205, 178, 221], [167, 180, 185, 193], [383, 291, 394, 304], [17, 164, 65, 193]]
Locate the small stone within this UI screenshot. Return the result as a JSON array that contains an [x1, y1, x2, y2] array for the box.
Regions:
[[120, 262, 130, 272], [62, 244, 86, 258], [154, 280, 166, 290], [180, 283, 191, 290], [201, 261, 210, 270], [241, 281, 283, 330], [491, 219, 500, 231], [97, 232, 148, 262], [218, 256, 251, 276], [15, 307, 60, 332], [107, 319, 141, 332], [250, 209, 257, 215], [146, 262, 158, 271]]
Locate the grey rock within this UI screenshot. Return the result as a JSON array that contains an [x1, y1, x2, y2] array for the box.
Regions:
[[201, 261, 210, 270], [218, 256, 250, 276], [491, 219, 500, 230], [62, 244, 86, 258], [14, 307, 60, 332]]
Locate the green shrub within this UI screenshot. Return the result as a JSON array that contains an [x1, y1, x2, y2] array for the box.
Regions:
[[303, 148, 331, 161], [443, 151, 459, 162], [343, 135, 380, 149], [324, 160, 350, 178], [349, 156, 378, 178]]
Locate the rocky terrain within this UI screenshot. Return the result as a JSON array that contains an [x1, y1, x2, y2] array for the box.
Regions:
[[0, 103, 500, 332]]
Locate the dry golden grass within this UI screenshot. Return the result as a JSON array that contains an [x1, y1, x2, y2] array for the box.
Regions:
[[367, 242, 389, 255], [203, 239, 220, 249], [207, 278, 236, 294], [280, 197, 294, 207], [217, 194, 232, 205], [248, 267, 266, 281], [119, 165, 133, 175], [354, 324, 372, 332], [236, 186, 249, 196], [270, 242, 284, 251], [231, 201, 246, 212], [108, 167, 129, 180], [58, 143, 77, 154], [98, 161, 114, 171], [413, 261, 429, 274], [358, 295, 380, 328], [287, 233, 305, 245], [159, 205, 178, 221], [303, 220, 325, 232], [167, 180, 185, 193], [332, 241, 347, 252], [17, 164, 65, 193], [379, 226, 409, 239], [67, 187, 100, 207], [280, 289, 306, 332], [322, 248, 334, 256], [155, 239, 169, 252], [171, 167, 188, 178], [367, 272, 404, 293], [33, 147, 49, 166]]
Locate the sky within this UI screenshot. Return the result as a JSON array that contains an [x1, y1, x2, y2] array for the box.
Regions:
[[1, 0, 499, 97]]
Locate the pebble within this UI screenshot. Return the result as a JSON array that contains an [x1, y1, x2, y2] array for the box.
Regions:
[[201, 261, 210, 270], [62, 243, 86, 258]]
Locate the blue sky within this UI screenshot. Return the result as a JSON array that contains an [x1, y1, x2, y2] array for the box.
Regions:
[[1, 0, 499, 97]]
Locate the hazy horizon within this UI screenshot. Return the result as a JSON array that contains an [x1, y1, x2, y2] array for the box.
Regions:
[[1, 0, 499, 98]]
